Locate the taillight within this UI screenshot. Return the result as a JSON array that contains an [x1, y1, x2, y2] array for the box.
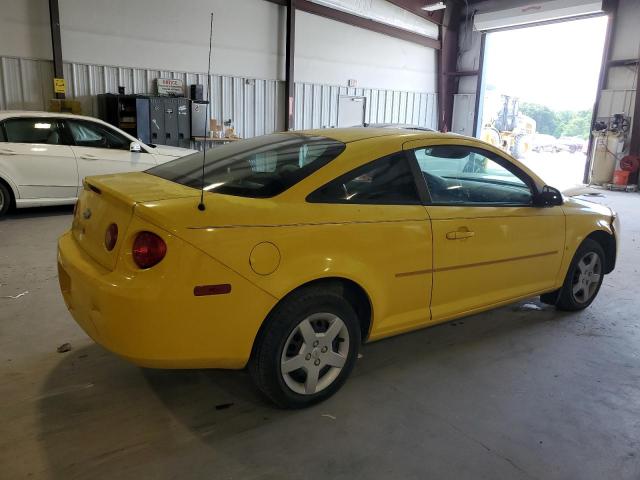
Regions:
[[132, 231, 167, 269], [104, 223, 118, 251]]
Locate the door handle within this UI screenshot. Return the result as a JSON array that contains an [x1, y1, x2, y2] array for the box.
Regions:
[[0, 148, 17, 155], [446, 230, 475, 240], [80, 154, 98, 160]]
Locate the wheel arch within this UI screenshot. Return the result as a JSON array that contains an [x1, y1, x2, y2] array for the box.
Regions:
[[250, 276, 373, 359], [0, 173, 18, 208], [585, 230, 616, 274]]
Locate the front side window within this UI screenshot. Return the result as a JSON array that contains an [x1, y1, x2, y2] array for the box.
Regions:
[[66, 120, 129, 150], [148, 133, 345, 198], [414, 146, 532, 205], [308, 153, 420, 205], [3, 118, 61, 144]]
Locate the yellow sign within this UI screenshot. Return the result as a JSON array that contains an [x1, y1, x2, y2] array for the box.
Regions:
[[53, 78, 66, 94]]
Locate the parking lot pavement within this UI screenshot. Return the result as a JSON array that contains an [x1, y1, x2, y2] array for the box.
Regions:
[[520, 151, 588, 190]]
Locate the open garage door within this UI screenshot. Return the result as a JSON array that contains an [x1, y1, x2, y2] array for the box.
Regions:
[[467, 2, 609, 192], [474, 0, 604, 31]]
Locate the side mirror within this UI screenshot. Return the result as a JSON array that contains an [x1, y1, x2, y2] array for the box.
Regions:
[[130, 141, 142, 153], [534, 185, 563, 207]]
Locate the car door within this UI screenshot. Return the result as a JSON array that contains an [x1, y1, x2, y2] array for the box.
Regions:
[[404, 141, 565, 322], [0, 117, 78, 199], [307, 152, 433, 338], [63, 119, 158, 191]]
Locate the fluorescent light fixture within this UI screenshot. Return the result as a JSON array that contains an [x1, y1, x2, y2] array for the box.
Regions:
[[421, 1, 446, 11], [34, 123, 51, 129]]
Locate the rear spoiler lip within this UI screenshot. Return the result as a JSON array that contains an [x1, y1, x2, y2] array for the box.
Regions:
[[82, 173, 200, 206]]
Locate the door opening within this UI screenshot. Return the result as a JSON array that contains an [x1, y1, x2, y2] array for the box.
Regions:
[[477, 16, 608, 191]]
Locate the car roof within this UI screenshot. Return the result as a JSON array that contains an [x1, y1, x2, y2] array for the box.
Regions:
[[0, 110, 106, 122], [300, 127, 459, 143], [363, 123, 435, 131]]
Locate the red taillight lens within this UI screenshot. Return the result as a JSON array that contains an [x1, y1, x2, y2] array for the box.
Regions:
[[132, 231, 167, 269], [104, 223, 118, 251]]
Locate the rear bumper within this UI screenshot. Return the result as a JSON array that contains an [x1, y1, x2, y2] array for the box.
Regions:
[[57, 231, 276, 369]]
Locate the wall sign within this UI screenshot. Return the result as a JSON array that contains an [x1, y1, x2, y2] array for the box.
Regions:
[[53, 78, 66, 94], [157, 78, 184, 96]]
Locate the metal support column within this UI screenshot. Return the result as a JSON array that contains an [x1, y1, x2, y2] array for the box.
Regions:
[[630, 62, 640, 156], [437, 0, 462, 132], [48, 0, 65, 99], [584, 0, 618, 182], [285, 0, 295, 130]]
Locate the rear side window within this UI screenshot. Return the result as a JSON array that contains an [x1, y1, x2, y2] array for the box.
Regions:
[[3, 118, 61, 144], [148, 134, 345, 198], [308, 153, 421, 205], [66, 120, 129, 150]]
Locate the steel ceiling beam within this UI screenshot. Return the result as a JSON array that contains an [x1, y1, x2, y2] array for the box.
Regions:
[[265, 0, 440, 49], [384, 0, 444, 25]]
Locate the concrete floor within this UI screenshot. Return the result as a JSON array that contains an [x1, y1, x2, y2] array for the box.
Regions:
[[1, 191, 639, 480]]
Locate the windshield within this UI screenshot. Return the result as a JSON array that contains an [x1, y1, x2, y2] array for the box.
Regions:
[[147, 133, 345, 198]]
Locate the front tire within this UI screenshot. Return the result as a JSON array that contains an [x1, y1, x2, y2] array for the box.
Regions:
[[249, 286, 360, 408], [556, 239, 605, 311], [0, 182, 12, 219]]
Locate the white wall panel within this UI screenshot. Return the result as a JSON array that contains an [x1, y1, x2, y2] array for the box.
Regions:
[[0, 0, 52, 59], [609, 0, 640, 62], [295, 10, 437, 92]]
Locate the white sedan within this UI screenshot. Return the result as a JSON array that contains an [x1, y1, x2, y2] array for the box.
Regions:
[[0, 111, 197, 217]]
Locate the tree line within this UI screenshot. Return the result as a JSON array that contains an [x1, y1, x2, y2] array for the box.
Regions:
[[519, 102, 592, 139]]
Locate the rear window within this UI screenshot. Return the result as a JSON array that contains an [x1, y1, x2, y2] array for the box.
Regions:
[[147, 133, 345, 198], [3, 118, 61, 144]]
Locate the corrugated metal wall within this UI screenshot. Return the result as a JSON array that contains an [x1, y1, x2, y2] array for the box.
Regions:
[[0, 55, 438, 137], [596, 89, 637, 119], [293, 82, 437, 130]]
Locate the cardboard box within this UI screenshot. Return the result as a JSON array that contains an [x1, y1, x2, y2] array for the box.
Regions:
[[49, 99, 82, 114]]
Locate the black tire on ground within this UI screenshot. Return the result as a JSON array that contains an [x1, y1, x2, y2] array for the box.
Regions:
[[249, 285, 361, 409], [0, 182, 12, 219], [556, 238, 606, 311], [512, 134, 528, 159]]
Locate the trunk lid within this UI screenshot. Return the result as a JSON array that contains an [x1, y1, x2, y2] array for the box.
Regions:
[[72, 172, 199, 271]]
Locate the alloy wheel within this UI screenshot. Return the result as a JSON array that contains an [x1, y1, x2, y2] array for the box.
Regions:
[[571, 252, 602, 303], [280, 313, 350, 395]]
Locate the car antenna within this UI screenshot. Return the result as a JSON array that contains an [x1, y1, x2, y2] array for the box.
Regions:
[[198, 12, 214, 212]]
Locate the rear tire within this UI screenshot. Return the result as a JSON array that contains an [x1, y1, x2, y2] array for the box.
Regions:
[[0, 182, 12, 219], [249, 285, 360, 408], [512, 134, 529, 159], [556, 239, 605, 311]]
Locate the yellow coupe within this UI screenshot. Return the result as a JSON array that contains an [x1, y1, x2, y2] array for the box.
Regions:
[[57, 128, 618, 408]]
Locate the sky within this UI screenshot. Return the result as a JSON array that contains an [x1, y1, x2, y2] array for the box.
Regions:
[[483, 16, 608, 112]]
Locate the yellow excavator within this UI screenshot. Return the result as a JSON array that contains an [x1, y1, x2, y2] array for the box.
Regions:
[[481, 95, 536, 159]]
